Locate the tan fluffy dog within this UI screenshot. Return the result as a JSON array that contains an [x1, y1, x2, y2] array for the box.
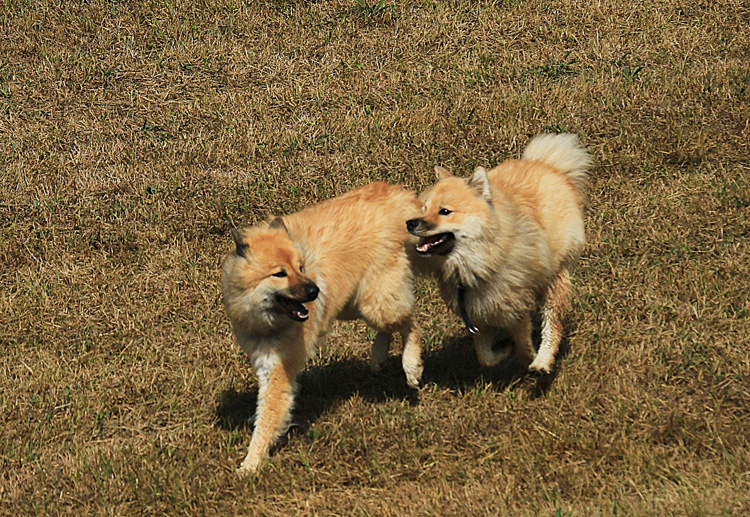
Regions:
[[222, 182, 423, 475], [407, 134, 592, 373]]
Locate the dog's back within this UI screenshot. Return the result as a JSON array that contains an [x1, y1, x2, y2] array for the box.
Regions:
[[488, 134, 592, 271], [283, 181, 421, 324]]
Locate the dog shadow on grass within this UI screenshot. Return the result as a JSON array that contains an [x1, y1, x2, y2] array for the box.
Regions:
[[214, 355, 420, 434], [424, 313, 571, 397], [421, 327, 569, 399], [215, 315, 569, 438]]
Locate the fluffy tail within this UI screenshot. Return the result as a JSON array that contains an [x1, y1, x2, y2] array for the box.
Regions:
[[522, 133, 592, 194]]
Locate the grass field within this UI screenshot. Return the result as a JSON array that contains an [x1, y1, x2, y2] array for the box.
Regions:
[[1, 0, 749, 514]]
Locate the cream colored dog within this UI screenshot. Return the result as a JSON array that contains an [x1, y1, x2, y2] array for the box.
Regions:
[[222, 182, 423, 475], [407, 134, 592, 373]]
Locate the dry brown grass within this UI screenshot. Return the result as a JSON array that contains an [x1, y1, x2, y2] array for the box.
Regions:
[[1, 0, 749, 514]]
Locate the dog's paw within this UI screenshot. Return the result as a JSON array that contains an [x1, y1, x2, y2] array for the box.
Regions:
[[237, 457, 263, 477], [405, 365, 423, 389], [528, 357, 553, 374], [402, 356, 423, 389], [236, 465, 256, 478]]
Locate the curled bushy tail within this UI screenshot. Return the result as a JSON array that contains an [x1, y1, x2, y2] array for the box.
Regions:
[[522, 133, 592, 195]]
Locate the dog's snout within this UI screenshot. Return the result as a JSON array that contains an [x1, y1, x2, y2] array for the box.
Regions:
[[304, 283, 319, 301], [406, 219, 420, 232]]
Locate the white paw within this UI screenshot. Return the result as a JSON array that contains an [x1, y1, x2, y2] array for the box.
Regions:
[[236, 462, 259, 477], [528, 355, 553, 374], [403, 360, 423, 389]]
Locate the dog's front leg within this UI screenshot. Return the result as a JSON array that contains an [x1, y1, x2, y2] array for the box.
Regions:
[[238, 352, 304, 476]]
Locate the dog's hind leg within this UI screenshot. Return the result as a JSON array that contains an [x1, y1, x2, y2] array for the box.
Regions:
[[370, 331, 392, 374], [399, 315, 423, 389], [359, 266, 423, 388], [369, 318, 423, 388], [508, 312, 535, 367], [473, 328, 513, 367], [367, 316, 423, 389], [530, 269, 570, 374]]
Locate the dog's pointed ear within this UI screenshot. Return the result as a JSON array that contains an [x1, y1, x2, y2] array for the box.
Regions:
[[231, 228, 249, 258], [434, 165, 452, 180], [468, 166, 492, 202], [268, 216, 288, 233]]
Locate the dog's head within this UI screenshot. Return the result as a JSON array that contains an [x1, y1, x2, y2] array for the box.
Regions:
[[222, 217, 319, 331], [406, 166, 494, 256]]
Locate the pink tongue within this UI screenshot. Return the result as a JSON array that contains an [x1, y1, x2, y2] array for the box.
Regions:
[[417, 235, 442, 252]]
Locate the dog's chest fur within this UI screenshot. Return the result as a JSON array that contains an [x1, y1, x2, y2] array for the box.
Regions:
[[438, 273, 537, 328], [436, 216, 553, 328]]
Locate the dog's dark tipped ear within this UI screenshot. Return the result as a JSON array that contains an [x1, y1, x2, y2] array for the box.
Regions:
[[231, 228, 249, 258], [468, 166, 492, 202], [435, 165, 452, 180], [268, 216, 289, 233]]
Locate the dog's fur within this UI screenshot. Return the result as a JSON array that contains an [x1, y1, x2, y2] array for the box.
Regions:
[[222, 182, 424, 475], [407, 133, 592, 373]]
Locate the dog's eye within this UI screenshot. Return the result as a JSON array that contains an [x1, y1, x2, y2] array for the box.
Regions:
[[272, 270, 287, 278], [439, 208, 452, 216], [299, 264, 305, 273]]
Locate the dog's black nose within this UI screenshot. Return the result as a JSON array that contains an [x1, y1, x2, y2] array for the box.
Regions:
[[304, 283, 319, 301], [406, 219, 420, 232]]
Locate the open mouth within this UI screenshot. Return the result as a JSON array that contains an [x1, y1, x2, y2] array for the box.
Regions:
[[416, 232, 455, 255], [276, 295, 310, 322]]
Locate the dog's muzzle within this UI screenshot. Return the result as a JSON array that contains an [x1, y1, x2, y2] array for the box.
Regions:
[[276, 282, 319, 322], [406, 218, 421, 233]]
